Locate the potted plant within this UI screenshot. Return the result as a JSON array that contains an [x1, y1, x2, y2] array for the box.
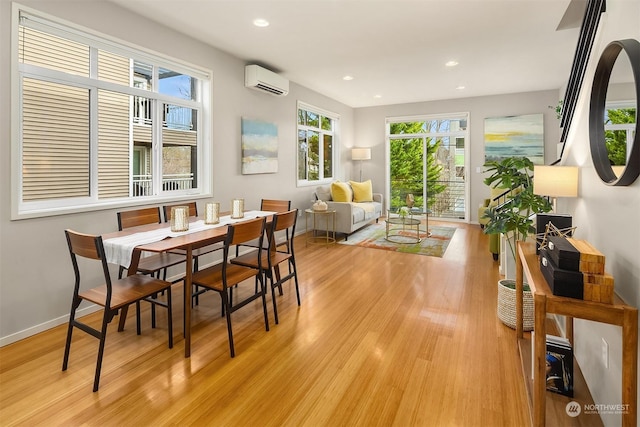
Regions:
[[482, 156, 552, 330]]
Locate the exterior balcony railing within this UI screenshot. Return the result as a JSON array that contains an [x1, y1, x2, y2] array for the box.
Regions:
[[132, 173, 194, 196], [391, 178, 466, 219]]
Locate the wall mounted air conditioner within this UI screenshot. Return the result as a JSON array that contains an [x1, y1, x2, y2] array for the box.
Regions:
[[245, 65, 289, 96]]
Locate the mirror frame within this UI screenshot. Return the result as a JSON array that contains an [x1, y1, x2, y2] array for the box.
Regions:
[[589, 38, 640, 186]]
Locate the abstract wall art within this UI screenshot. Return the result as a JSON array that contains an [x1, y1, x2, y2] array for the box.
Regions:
[[241, 117, 278, 174], [484, 113, 544, 164]]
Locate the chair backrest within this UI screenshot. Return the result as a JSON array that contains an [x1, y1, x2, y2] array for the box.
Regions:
[[227, 216, 266, 247], [261, 199, 291, 213], [162, 202, 198, 223], [65, 229, 113, 301], [269, 209, 298, 252], [117, 207, 162, 231]]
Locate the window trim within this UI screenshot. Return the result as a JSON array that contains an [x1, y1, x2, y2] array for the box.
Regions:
[[296, 101, 339, 187], [11, 3, 213, 219]]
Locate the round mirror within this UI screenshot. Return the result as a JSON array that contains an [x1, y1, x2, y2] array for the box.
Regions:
[[589, 39, 640, 186]]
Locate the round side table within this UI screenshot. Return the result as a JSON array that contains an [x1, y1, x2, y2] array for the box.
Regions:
[[305, 208, 336, 246]]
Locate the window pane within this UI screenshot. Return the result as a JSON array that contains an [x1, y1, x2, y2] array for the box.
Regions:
[[323, 134, 333, 178], [321, 116, 332, 131], [19, 26, 89, 77], [306, 111, 319, 128], [298, 109, 305, 125], [164, 104, 195, 131], [98, 90, 130, 199], [159, 68, 196, 101], [98, 50, 130, 85], [162, 104, 197, 191], [390, 121, 425, 134], [425, 120, 439, 133], [133, 60, 153, 91], [307, 130, 320, 181], [22, 78, 89, 200], [133, 96, 153, 196], [298, 130, 307, 180]]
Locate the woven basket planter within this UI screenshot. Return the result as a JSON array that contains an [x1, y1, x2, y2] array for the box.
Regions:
[[497, 279, 534, 331]]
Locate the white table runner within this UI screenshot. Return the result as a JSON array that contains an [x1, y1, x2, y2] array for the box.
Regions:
[[103, 210, 275, 268]]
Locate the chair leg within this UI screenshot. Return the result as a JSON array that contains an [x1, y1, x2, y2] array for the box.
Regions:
[[62, 298, 80, 371], [166, 287, 173, 349], [93, 310, 111, 392], [259, 275, 270, 332], [270, 275, 280, 325], [291, 259, 301, 306], [221, 291, 235, 357], [136, 301, 142, 335], [150, 293, 158, 329]]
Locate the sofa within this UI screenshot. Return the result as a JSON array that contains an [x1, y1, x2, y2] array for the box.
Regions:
[[314, 180, 383, 239]]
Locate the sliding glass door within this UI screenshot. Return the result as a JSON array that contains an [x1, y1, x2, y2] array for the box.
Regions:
[[386, 114, 469, 220]]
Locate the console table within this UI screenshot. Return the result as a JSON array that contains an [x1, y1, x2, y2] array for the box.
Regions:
[[516, 241, 637, 427]]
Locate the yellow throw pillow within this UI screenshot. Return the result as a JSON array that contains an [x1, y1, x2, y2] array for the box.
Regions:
[[349, 180, 373, 202], [330, 181, 352, 202]]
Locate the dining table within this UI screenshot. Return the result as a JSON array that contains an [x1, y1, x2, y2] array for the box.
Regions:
[[102, 210, 275, 358]]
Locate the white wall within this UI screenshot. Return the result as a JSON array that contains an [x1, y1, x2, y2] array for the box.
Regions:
[[0, 0, 354, 343], [559, 1, 640, 425], [354, 90, 561, 220]]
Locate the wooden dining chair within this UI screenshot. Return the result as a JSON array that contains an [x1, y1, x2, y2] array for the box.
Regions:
[[116, 207, 186, 280], [62, 229, 174, 392], [236, 199, 291, 257], [260, 199, 291, 213], [231, 209, 300, 324], [191, 216, 269, 357]]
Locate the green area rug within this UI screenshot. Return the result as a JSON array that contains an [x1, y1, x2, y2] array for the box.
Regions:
[[339, 222, 456, 257]]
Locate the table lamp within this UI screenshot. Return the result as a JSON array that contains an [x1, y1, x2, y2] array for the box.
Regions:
[[533, 165, 579, 212], [351, 147, 371, 182]]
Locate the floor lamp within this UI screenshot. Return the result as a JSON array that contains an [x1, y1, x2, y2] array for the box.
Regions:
[[351, 148, 371, 182]]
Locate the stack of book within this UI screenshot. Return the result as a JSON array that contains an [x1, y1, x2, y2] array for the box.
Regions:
[[532, 333, 574, 397]]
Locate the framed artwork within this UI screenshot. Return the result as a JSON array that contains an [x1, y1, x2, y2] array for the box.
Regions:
[[241, 117, 278, 174], [484, 113, 544, 164]]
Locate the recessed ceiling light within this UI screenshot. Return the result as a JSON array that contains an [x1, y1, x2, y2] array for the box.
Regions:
[[456, 85, 466, 90], [253, 18, 269, 27], [373, 94, 382, 99], [343, 75, 354, 81], [445, 60, 459, 67]]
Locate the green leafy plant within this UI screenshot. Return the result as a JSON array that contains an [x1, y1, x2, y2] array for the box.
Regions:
[[549, 100, 563, 120], [482, 157, 553, 260]]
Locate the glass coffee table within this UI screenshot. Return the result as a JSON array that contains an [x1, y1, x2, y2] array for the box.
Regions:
[[385, 208, 430, 244]]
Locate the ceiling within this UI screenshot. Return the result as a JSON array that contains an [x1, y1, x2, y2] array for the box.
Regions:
[[108, 0, 584, 108]]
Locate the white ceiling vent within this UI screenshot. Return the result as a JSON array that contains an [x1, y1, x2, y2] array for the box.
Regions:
[[245, 65, 289, 96]]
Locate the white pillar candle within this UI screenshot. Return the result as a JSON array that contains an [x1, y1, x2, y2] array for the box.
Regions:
[[231, 198, 244, 219], [205, 202, 220, 224], [171, 206, 189, 231]]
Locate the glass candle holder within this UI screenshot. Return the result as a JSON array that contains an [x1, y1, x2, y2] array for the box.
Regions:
[[205, 202, 220, 224], [231, 198, 244, 219], [170, 206, 190, 232]]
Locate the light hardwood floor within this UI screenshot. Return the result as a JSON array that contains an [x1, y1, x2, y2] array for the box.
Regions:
[[0, 221, 530, 426]]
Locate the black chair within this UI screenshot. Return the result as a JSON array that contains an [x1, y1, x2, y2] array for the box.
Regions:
[[62, 229, 173, 392], [232, 209, 300, 324], [191, 217, 269, 357]]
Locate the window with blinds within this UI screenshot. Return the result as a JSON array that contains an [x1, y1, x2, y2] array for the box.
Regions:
[[14, 7, 212, 217]]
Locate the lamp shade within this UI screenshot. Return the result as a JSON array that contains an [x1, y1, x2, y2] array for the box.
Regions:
[[351, 148, 371, 161], [533, 165, 579, 197]]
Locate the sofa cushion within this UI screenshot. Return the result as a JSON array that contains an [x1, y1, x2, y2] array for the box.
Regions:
[[330, 181, 352, 202], [349, 180, 373, 202], [316, 185, 332, 201]]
